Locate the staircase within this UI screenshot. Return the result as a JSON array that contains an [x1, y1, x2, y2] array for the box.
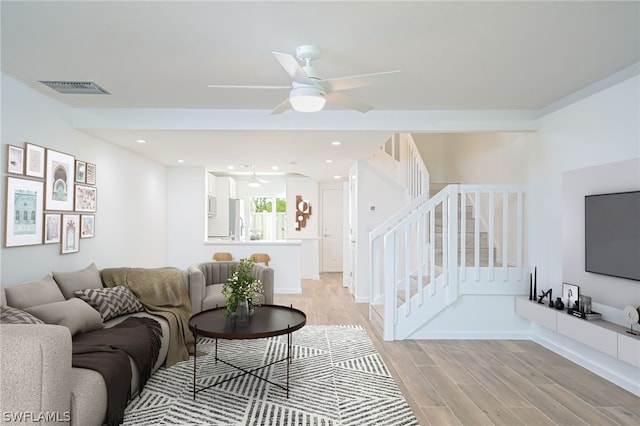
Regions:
[[367, 135, 528, 341]]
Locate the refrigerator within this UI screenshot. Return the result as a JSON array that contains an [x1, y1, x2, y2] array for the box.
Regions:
[[229, 198, 245, 240]]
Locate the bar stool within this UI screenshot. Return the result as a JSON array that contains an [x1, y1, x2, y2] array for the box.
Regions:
[[250, 253, 270, 266], [212, 252, 233, 261]]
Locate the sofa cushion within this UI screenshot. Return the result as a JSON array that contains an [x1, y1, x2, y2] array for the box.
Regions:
[[4, 275, 65, 309], [0, 305, 45, 324], [74, 286, 144, 321], [53, 263, 103, 299], [25, 299, 104, 335]]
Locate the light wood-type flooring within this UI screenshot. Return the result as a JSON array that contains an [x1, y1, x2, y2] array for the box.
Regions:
[[274, 273, 640, 425]]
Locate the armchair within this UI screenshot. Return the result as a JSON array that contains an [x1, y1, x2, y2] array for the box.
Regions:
[[187, 261, 274, 314]]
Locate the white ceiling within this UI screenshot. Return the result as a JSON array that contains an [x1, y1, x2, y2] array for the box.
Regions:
[[2, 1, 639, 181]]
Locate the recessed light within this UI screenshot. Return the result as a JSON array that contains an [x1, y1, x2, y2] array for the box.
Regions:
[[177, 159, 185, 163], [227, 165, 235, 170], [325, 159, 333, 163], [272, 166, 279, 171], [331, 141, 341, 146], [136, 139, 147, 144], [334, 175, 342, 179]]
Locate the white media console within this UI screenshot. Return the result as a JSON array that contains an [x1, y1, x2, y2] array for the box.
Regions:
[[515, 296, 640, 369]]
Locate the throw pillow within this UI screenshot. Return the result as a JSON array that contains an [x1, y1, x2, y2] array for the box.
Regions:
[[1, 306, 45, 325], [3, 275, 65, 309], [74, 286, 144, 321], [53, 263, 103, 299], [25, 298, 104, 335]]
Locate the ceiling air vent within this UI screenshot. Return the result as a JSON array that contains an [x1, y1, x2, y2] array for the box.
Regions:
[[39, 81, 110, 95]]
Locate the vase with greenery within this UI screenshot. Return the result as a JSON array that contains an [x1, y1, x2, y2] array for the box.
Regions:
[[222, 258, 263, 318]]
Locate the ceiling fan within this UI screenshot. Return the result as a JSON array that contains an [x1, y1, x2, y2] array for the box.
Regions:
[[208, 45, 400, 114]]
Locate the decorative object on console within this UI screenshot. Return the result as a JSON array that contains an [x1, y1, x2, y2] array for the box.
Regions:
[[554, 297, 564, 310], [537, 288, 552, 304], [568, 307, 602, 320], [295, 194, 311, 230], [533, 267, 537, 302], [623, 305, 640, 335], [562, 282, 579, 309], [579, 295, 592, 313]]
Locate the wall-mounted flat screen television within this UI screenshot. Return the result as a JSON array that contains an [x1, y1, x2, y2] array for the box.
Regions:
[[585, 191, 640, 281]]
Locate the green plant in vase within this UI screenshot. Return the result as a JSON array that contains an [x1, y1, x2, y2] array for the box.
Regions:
[[222, 258, 263, 318]]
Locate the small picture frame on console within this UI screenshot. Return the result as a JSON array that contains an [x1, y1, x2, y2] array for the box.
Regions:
[[562, 282, 579, 310]]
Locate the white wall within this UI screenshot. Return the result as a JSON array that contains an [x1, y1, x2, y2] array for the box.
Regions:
[[1, 74, 168, 285], [562, 158, 640, 309], [529, 75, 640, 304], [354, 160, 407, 302], [413, 132, 533, 185]]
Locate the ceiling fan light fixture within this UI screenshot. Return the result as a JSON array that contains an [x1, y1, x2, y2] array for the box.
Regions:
[[289, 86, 326, 112]]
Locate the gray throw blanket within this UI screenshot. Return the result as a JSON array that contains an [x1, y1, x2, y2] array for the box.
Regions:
[[101, 267, 195, 367], [72, 317, 162, 426]]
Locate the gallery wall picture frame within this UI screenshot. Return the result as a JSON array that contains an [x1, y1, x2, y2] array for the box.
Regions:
[[44, 213, 61, 244], [75, 160, 86, 183], [45, 148, 75, 211], [85, 163, 96, 185], [61, 213, 80, 254], [5, 177, 44, 247], [81, 214, 95, 238], [25, 143, 46, 179], [562, 282, 579, 309], [75, 184, 97, 212], [6, 145, 24, 175]]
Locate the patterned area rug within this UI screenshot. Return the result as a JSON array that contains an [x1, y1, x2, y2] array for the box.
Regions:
[[124, 325, 419, 425]]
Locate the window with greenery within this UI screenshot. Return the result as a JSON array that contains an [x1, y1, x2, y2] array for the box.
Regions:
[[249, 197, 286, 240]]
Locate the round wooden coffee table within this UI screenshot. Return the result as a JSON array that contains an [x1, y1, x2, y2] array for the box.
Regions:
[[189, 304, 306, 399]]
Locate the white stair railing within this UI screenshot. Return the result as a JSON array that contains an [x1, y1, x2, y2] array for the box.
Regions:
[[370, 184, 527, 341]]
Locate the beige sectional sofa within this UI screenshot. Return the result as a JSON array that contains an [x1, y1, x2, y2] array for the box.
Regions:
[[0, 261, 274, 426]]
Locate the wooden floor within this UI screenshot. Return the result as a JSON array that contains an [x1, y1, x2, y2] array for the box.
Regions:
[[274, 273, 640, 426]]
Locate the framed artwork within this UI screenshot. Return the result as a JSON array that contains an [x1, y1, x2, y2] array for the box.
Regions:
[[45, 149, 75, 211], [75, 184, 97, 212], [5, 177, 44, 247], [7, 145, 24, 174], [25, 143, 45, 178], [562, 282, 579, 309], [44, 213, 61, 244], [81, 214, 95, 238], [85, 163, 96, 185], [75, 160, 86, 183], [61, 214, 80, 254]]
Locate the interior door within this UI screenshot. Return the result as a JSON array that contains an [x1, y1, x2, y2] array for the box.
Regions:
[[321, 187, 343, 272]]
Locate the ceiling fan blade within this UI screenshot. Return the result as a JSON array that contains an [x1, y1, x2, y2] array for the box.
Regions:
[[326, 92, 373, 113], [272, 51, 314, 85], [320, 70, 400, 92], [270, 97, 292, 115], [208, 84, 289, 89]]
